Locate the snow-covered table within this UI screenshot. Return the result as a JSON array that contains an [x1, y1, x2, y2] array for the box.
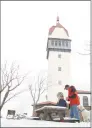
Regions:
[[35, 106, 68, 121]]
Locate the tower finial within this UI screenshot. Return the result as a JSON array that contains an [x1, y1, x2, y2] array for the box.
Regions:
[[56, 13, 59, 24]]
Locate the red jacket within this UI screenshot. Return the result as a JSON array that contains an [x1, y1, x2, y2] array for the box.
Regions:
[[68, 87, 80, 106]]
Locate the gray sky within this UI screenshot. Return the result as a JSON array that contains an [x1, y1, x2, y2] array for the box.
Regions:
[[1, 1, 90, 114]]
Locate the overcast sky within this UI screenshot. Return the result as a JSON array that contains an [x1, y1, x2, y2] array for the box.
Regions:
[[1, 1, 90, 115]]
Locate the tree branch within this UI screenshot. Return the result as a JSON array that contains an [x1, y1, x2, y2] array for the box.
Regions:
[[0, 61, 27, 111], [29, 85, 35, 104], [9, 75, 26, 92], [77, 52, 90, 55], [4, 90, 28, 105]]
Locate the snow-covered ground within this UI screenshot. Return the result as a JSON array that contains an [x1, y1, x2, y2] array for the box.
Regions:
[[1, 118, 90, 127]]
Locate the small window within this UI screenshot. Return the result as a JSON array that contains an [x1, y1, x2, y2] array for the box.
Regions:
[[66, 41, 68, 47], [58, 67, 61, 71], [83, 96, 89, 106], [68, 40, 70, 43], [59, 41, 61, 46], [55, 41, 57, 46], [58, 80, 62, 85], [62, 40, 64, 46], [58, 54, 61, 58], [51, 40, 54, 45]]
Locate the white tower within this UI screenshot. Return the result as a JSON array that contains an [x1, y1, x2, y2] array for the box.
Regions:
[[46, 16, 71, 102]]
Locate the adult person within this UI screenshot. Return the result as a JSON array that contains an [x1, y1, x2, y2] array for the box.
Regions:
[[64, 85, 80, 121]]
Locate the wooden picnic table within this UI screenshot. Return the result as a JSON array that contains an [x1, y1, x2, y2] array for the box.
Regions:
[[35, 106, 68, 121]]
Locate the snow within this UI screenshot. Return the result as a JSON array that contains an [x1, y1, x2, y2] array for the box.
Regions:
[[64, 117, 79, 120], [1, 118, 90, 127], [35, 106, 67, 111]]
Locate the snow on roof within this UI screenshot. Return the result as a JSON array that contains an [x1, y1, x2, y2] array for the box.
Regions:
[[77, 90, 91, 94]]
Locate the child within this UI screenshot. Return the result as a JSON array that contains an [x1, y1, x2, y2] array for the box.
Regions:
[[56, 92, 67, 117], [56, 92, 67, 107]]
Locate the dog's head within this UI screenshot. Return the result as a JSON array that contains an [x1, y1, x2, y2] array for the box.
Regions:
[[78, 105, 85, 111]]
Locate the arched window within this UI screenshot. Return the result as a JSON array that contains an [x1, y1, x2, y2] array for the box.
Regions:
[[83, 96, 89, 106]]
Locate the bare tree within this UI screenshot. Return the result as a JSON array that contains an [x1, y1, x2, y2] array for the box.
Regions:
[[0, 61, 27, 111], [77, 52, 90, 55], [77, 42, 91, 55], [29, 73, 51, 116]]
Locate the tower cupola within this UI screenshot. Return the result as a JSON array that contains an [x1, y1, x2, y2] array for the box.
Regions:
[[46, 17, 71, 59]]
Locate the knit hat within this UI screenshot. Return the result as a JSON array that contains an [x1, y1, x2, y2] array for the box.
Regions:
[[57, 92, 64, 98]]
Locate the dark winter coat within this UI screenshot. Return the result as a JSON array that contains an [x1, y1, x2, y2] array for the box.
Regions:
[[56, 99, 67, 107]]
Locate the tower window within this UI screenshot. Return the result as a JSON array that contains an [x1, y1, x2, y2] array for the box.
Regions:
[[55, 41, 57, 46], [83, 96, 89, 106], [66, 42, 68, 47], [59, 41, 61, 46], [62, 40, 64, 46], [58, 80, 62, 85], [66, 41, 68, 47], [68, 41, 70, 44], [58, 54, 61, 58], [51, 40, 54, 46], [58, 67, 61, 71]]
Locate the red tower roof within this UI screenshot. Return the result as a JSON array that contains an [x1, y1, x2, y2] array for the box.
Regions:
[[49, 16, 69, 36]]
